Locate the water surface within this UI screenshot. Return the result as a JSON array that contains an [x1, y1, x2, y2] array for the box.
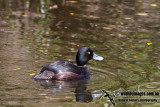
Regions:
[[0, 0, 160, 107]]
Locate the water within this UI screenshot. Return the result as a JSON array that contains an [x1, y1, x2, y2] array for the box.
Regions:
[[0, 0, 160, 107]]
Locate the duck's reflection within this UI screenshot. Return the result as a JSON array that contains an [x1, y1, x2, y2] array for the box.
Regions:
[[34, 78, 101, 103]]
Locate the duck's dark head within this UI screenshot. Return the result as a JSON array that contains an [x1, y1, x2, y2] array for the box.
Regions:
[[76, 47, 103, 66]]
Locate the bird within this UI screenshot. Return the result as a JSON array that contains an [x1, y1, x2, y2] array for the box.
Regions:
[[33, 47, 103, 81]]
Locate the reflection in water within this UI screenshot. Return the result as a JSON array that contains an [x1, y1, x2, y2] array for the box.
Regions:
[[34, 78, 101, 103]]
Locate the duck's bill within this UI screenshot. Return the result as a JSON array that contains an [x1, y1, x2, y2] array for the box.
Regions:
[[93, 53, 103, 61]]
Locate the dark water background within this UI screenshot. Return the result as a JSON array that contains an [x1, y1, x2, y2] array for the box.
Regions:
[[0, 0, 160, 107]]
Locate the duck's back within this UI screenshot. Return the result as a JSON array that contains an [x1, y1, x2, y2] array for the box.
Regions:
[[34, 61, 90, 80]]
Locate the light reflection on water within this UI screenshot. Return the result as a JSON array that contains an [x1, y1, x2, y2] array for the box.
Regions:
[[0, 0, 160, 107]]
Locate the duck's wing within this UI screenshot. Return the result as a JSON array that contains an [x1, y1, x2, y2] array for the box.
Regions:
[[39, 61, 72, 74], [52, 61, 87, 75], [34, 61, 62, 80], [40, 65, 59, 74]]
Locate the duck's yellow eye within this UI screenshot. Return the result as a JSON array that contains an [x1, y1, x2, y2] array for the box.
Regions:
[[88, 52, 91, 54]]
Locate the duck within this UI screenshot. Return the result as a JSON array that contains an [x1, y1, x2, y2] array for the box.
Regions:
[[33, 47, 103, 81]]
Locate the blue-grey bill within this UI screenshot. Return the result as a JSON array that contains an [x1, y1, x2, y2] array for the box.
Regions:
[[93, 53, 103, 61]]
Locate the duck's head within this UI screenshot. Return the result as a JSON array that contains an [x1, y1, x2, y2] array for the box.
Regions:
[[76, 47, 103, 66]]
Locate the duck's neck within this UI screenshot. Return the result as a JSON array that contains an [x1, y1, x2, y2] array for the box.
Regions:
[[76, 56, 86, 66], [76, 60, 86, 66]]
